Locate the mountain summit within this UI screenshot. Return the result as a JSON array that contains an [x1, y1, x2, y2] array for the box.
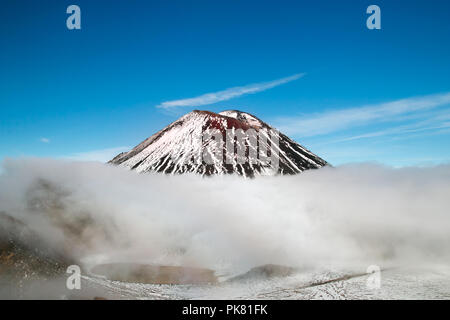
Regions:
[[109, 110, 327, 177]]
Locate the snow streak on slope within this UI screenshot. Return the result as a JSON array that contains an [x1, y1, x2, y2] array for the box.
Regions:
[[109, 110, 327, 177]]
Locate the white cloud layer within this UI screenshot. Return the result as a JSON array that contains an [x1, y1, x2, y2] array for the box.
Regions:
[[157, 73, 304, 110], [1, 159, 449, 276]]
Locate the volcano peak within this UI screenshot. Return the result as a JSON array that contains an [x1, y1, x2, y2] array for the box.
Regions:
[[109, 110, 327, 177]]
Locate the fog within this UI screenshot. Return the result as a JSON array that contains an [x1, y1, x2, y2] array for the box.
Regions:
[[1, 158, 449, 275]]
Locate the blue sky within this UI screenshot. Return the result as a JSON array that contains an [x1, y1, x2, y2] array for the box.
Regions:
[[1, 0, 450, 166]]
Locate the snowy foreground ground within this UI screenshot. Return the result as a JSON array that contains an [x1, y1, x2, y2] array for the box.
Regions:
[[60, 266, 450, 300]]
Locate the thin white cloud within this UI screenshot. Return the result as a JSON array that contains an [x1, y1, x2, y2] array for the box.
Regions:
[[333, 120, 450, 144], [40, 137, 50, 143], [276, 92, 450, 137], [157, 73, 305, 110], [64, 146, 130, 163]]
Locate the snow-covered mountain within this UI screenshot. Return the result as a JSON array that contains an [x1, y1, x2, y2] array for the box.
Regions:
[[109, 110, 327, 177]]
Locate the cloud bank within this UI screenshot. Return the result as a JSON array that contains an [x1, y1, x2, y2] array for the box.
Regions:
[[1, 159, 449, 276], [157, 73, 304, 110]]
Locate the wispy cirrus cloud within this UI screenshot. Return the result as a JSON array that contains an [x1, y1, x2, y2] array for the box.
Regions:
[[276, 92, 450, 138], [331, 116, 450, 143], [40, 137, 50, 143], [156, 73, 305, 110]]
